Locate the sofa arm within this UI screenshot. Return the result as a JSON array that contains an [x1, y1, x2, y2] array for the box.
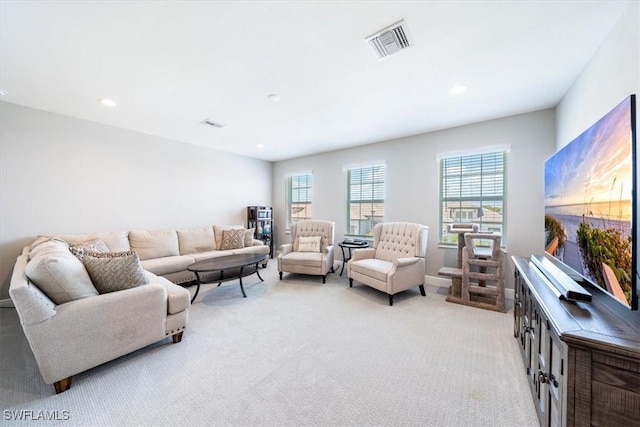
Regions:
[[394, 257, 421, 268], [279, 243, 293, 256], [351, 248, 375, 261], [251, 240, 264, 246], [27, 284, 168, 384]]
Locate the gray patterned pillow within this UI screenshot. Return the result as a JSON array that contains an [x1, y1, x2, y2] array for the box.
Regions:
[[83, 251, 149, 294], [69, 238, 110, 260], [220, 229, 245, 250]]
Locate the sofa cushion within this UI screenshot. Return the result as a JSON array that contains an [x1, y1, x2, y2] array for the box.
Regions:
[[280, 252, 324, 268], [69, 238, 110, 260], [177, 227, 216, 254], [83, 251, 149, 294], [25, 239, 98, 304], [32, 231, 131, 252], [231, 245, 270, 256], [349, 258, 392, 282], [220, 229, 245, 250], [297, 236, 321, 252], [129, 229, 179, 260], [140, 255, 196, 276], [190, 250, 232, 262], [213, 225, 244, 250]]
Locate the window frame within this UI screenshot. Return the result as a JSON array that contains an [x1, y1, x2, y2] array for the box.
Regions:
[[344, 163, 386, 237], [285, 172, 313, 230], [438, 150, 507, 247]]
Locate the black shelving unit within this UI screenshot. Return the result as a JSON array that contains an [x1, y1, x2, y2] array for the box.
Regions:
[[247, 206, 273, 258]]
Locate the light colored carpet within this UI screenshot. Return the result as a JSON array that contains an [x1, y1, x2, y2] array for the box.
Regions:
[[0, 262, 538, 426]]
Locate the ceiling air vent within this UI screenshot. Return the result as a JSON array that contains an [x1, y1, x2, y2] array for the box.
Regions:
[[366, 19, 413, 59], [201, 119, 226, 128]]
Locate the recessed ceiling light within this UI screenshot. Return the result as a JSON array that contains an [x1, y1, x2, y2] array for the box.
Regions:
[[450, 85, 468, 94], [257, 144, 264, 148], [98, 97, 117, 107], [0, 89, 7, 97], [267, 93, 280, 102]]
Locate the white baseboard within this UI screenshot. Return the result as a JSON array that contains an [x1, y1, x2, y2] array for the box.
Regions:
[[0, 298, 15, 308], [425, 275, 514, 301]]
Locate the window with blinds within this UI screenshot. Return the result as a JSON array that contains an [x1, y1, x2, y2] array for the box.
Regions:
[[439, 151, 506, 245], [345, 164, 385, 236], [286, 173, 313, 228]]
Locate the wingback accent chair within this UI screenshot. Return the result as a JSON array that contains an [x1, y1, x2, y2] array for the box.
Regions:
[[277, 220, 335, 283], [347, 222, 428, 306]]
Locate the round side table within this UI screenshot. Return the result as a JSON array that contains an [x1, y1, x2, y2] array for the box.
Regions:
[[338, 241, 370, 276]]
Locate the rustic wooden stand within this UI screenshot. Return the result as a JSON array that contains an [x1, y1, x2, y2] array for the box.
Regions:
[[512, 255, 640, 426]]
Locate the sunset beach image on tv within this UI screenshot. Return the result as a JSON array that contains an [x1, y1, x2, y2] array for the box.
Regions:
[[544, 95, 635, 307]]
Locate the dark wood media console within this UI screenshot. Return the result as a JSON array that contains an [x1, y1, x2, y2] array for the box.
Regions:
[[512, 256, 640, 426]]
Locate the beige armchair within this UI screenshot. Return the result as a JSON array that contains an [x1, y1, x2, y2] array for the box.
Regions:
[[347, 222, 428, 306], [278, 220, 335, 283]]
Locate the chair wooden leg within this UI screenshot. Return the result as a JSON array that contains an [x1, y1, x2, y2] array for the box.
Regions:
[[322, 275, 326, 283], [388, 294, 394, 306], [279, 272, 283, 280], [419, 284, 426, 296], [172, 331, 184, 343], [54, 377, 72, 394], [349, 278, 353, 288]]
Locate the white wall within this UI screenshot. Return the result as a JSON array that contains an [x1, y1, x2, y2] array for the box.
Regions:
[[556, 1, 639, 148], [273, 109, 556, 290], [0, 101, 272, 299], [555, 2, 639, 310]]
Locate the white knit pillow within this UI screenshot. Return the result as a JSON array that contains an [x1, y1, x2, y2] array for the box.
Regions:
[[298, 236, 321, 252]]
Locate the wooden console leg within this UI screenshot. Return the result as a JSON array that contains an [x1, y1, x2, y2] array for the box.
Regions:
[[172, 331, 184, 343], [54, 377, 72, 394]]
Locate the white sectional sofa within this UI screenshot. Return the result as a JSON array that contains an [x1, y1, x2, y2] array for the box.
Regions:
[[33, 225, 270, 285], [9, 224, 269, 394]]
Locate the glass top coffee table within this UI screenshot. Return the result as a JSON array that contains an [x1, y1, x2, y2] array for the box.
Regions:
[[187, 253, 266, 303]]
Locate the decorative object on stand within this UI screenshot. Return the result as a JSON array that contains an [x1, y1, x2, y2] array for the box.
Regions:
[[247, 206, 273, 258]]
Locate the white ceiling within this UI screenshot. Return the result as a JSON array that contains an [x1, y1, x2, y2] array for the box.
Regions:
[[0, 1, 631, 161]]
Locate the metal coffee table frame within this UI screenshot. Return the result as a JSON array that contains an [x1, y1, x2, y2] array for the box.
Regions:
[[187, 253, 266, 303]]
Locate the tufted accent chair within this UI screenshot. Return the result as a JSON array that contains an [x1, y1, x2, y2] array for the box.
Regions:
[[347, 222, 428, 306], [277, 220, 335, 283]]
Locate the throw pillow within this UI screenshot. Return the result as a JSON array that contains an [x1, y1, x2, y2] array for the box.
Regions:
[[25, 238, 98, 304], [220, 229, 246, 250], [69, 238, 110, 260], [213, 225, 244, 250], [298, 236, 322, 252], [83, 251, 149, 294], [244, 228, 255, 247]]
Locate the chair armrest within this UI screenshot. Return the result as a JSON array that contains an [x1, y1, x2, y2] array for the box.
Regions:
[[278, 243, 293, 256], [351, 248, 375, 261], [395, 257, 421, 267]]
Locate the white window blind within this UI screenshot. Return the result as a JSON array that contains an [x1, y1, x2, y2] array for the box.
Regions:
[[286, 173, 313, 228], [345, 164, 385, 236], [439, 151, 506, 245]]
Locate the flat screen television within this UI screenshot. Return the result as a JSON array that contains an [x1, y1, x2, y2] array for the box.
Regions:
[[544, 94, 638, 310]]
